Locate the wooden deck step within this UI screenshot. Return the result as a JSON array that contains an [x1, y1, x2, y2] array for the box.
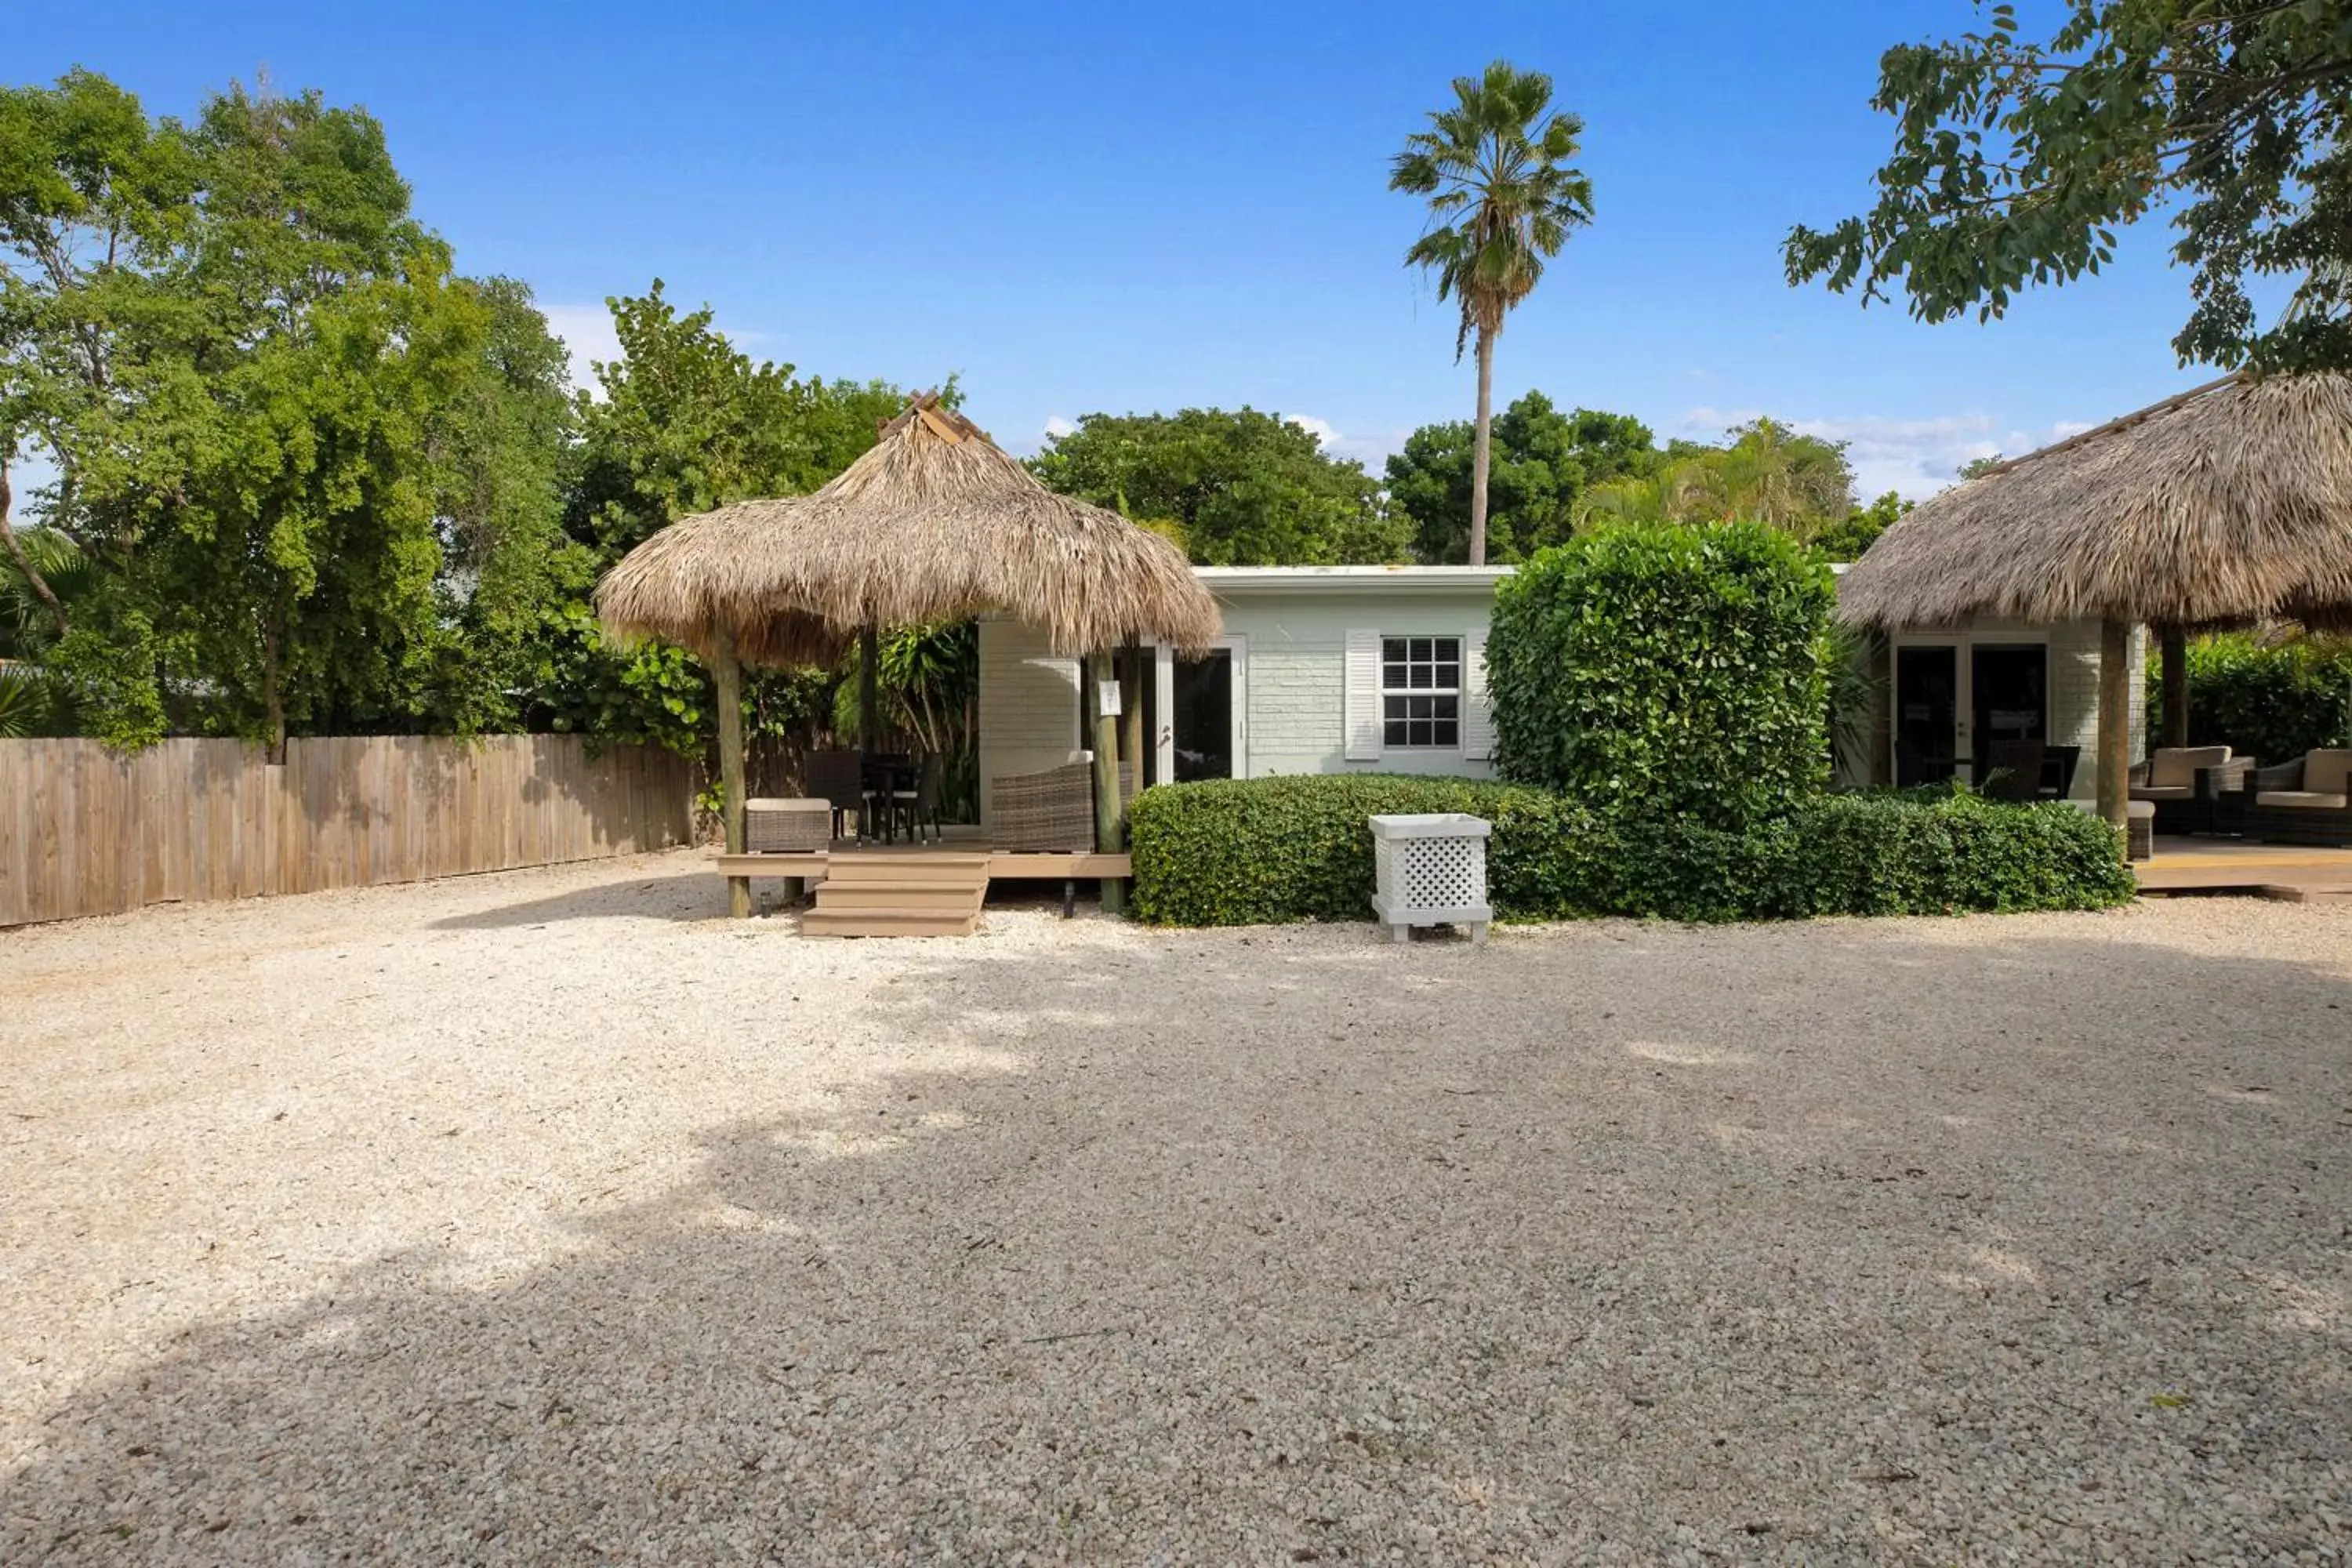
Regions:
[[804, 851, 990, 937], [811, 882, 987, 914], [800, 907, 982, 938]]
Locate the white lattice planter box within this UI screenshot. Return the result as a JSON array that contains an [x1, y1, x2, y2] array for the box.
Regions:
[[1369, 813, 1491, 946]]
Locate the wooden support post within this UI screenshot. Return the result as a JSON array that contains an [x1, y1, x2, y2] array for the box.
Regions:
[[2097, 618, 2132, 833], [1085, 650, 1127, 916], [1120, 640, 1145, 797], [713, 631, 751, 918], [2160, 623, 2189, 750], [858, 626, 880, 746]]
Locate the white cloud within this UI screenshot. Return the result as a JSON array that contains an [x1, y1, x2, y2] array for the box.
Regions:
[[1675, 405, 2090, 502], [1043, 415, 1076, 440]]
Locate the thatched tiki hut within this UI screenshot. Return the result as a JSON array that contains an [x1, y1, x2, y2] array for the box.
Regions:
[[1838, 372, 2352, 828], [597, 395, 1221, 915]]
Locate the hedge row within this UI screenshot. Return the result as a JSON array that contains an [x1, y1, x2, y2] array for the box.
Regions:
[[1127, 773, 2136, 927]]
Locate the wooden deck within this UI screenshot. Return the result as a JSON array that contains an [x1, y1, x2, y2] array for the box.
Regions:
[[713, 844, 1133, 881], [715, 830, 1131, 935], [2136, 837, 2352, 902]]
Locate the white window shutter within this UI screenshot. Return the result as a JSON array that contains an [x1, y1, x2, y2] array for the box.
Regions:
[[1345, 628, 1382, 761], [1462, 628, 1494, 761]]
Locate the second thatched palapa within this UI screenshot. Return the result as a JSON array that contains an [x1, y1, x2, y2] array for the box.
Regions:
[[1838, 370, 2352, 830], [597, 394, 1220, 661], [1838, 372, 2352, 633]]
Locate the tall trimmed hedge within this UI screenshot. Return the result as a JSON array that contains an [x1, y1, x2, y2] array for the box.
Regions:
[[1130, 775, 2136, 927], [1486, 522, 1835, 829], [2154, 633, 2352, 764]]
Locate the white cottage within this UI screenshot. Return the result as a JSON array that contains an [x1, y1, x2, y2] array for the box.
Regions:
[[977, 566, 1508, 831], [972, 561, 2144, 832]]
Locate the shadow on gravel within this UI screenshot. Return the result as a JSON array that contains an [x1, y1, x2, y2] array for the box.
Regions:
[[428, 867, 730, 929], [6, 918, 2350, 1563]]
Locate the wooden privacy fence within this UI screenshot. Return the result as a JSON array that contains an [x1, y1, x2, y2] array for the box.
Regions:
[[0, 735, 694, 927]]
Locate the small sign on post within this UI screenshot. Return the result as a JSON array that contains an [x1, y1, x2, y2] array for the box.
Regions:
[[1098, 679, 1123, 717]]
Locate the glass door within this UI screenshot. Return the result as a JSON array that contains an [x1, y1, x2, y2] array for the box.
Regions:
[[1171, 646, 1236, 781], [1969, 644, 2049, 779], [1893, 644, 1961, 786]]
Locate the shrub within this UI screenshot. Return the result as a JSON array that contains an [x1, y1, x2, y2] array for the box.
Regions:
[[1128, 774, 1559, 927], [1129, 775, 2134, 927], [1487, 521, 1834, 830], [2154, 633, 2352, 764]]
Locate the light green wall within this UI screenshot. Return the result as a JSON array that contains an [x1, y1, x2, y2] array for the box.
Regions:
[[1214, 588, 1498, 780]]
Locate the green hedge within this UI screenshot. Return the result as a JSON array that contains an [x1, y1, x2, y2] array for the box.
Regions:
[[1486, 521, 1834, 829], [2153, 633, 2352, 764], [1129, 774, 2135, 927]]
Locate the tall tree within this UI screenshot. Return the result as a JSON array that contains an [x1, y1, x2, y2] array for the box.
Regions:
[[564, 281, 821, 560], [0, 69, 195, 645], [1390, 61, 1593, 564], [1029, 407, 1405, 564], [1385, 393, 1653, 563], [416, 275, 587, 733], [136, 83, 472, 755], [1784, 1, 2352, 371]]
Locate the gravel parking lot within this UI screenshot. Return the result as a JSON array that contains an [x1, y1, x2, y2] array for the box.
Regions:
[[2, 851, 2347, 1564]]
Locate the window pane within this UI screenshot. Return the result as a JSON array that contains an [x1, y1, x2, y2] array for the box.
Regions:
[[1434, 662, 1459, 690], [1382, 662, 1406, 690], [1433, 695, 1459, 722], [1407, 695, 1431, 720], [1381, 637, 1406, 662], [1432, 637, 1461, 662], [1432, 719, 1459, 747], [1384, 719, 1408, 746], [1409, 663, 1432, 689], [1409, 637, 1432, 663], [1382, 695, 1407, 721]]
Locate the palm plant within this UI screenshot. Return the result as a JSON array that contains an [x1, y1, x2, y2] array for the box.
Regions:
[[1391, 61, 1593, 565], [0, 524, 86, 661]]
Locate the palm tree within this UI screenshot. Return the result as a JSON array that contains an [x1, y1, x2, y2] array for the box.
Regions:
[[1391, 62, 1593, 565]]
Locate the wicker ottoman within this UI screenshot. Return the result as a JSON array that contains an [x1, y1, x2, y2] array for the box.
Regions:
[[744, 797, 831, 853]]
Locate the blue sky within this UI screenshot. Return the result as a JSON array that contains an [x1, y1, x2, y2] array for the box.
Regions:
[[31, 1, 2230, 499]]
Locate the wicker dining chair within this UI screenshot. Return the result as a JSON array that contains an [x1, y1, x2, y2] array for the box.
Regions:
[[804, 750, 871, 841], [889, 754, 946, 844]]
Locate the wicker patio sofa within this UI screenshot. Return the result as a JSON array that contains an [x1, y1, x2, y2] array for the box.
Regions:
[[2129, 746, 2254, 835], [2233, 750, 2352, 846]]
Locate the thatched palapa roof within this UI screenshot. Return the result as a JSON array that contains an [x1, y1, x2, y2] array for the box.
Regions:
[[597, 396, 1221, 662], [1838, 372, 2352, 633]]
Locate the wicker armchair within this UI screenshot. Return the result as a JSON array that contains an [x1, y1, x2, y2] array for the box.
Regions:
[[2236, 750, 2352, 845], [989, 762, 1098, 852], [2130, 746, 2252, 835]]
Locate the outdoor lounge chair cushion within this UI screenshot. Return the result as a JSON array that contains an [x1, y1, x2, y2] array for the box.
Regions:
[[2257, 790, 2350, 811], [2303, 750, 2352, 797], [2146, 746, 2230, 789], [2128, 784, 2194, 801]]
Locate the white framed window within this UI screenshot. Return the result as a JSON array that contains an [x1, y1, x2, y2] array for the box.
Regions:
[[1381, 635, 1461, 749]]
